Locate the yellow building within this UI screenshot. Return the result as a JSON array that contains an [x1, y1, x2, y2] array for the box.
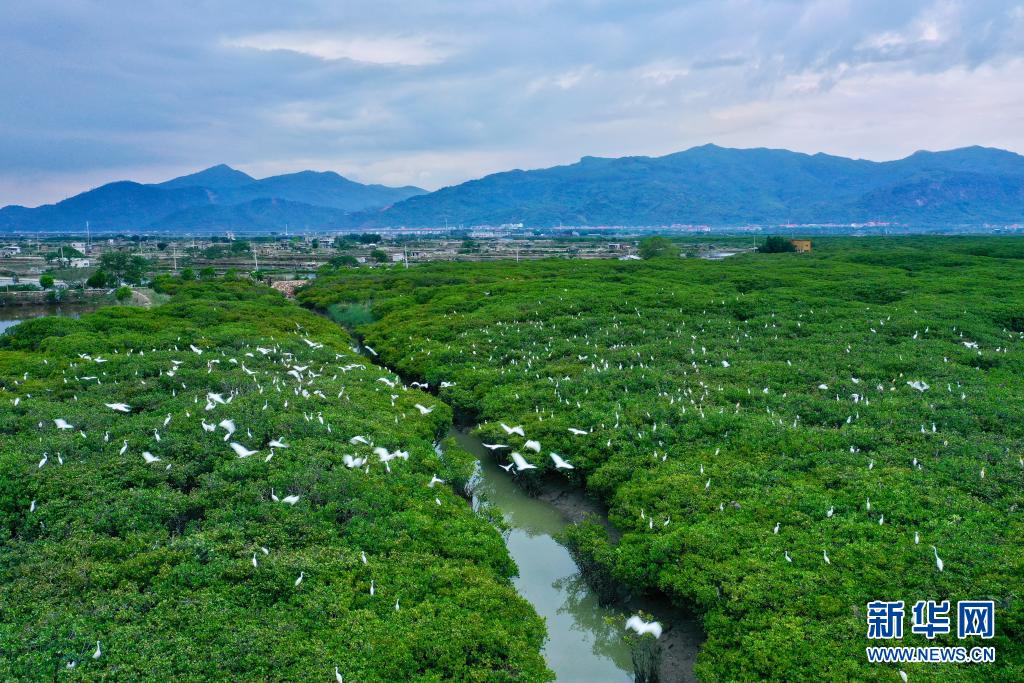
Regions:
[[790, 239, 812, 253]]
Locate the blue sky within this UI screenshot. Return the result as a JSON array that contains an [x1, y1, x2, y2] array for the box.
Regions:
[[2, 0, 1023, 206]]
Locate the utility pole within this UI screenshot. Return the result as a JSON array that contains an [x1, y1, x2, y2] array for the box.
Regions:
[[172, 246, 178, 274]]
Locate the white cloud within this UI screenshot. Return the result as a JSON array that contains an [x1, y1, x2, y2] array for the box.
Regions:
[[224, 32, 455, 66]]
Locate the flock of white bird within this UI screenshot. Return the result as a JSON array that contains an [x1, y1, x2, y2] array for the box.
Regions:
[[15, 285, 1019, 678], [380, 291, 1024, 662], [16, 325, 471, 678]]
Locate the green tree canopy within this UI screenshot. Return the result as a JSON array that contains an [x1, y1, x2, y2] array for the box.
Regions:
[[757, 236, 797, 253], [637, 236, 679, 259], [99, 251, 149, 284]]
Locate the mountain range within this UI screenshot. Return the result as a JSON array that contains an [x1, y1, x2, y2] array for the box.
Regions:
[[2, 145, 1023, 232], [0, 165, 425, 232]]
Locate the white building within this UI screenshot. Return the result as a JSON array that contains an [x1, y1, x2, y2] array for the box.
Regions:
[[1, 245, 22, 257]]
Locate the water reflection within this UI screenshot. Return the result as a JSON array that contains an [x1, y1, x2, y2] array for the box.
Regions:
[[452, 428, 634, 682], [0, 304, 97, 333]]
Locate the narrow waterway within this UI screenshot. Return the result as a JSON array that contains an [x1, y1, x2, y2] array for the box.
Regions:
[[451, 428, 636, 681]]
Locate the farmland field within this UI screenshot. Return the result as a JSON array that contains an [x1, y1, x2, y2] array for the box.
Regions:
[[299, 238, 1024, 682], [0, 280, 550, 681]]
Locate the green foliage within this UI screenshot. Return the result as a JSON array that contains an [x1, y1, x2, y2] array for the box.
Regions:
[[371, 249, 388, 263], [43, 245, 85, 262], [86, 269, 107, 288], [99, 251, 149, 285], [199, 267, 216, 280], [638, 236, 679, 259], [0, 281, 551, 682], [180, 267, 196, 281], [38, 273, 55, 289], [758, 235, 797, 253], [114, 285, 132, 301], [300, 237, 1024, 682], [327, 302, 376, 328]]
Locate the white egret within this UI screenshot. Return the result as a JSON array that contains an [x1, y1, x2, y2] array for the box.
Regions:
[[54, 418, 73, 430], [932, 546, 944, 572], [624, 615, 662, 639], [549, 453, 574, 470], [428, 474, 445, 488], [482, 443, 509, 450], [414, 403, 434, 415], [104, 403, 131, 413], [524, 439, 541, 453], [281, 494, 300, 505], [92, 641, 101, 659], [294, 571, 304, 586], [510, 452, 536, 471], [230, 442, 258, 458], [142, 451, 161, 464], [500, 423, 525, 437]]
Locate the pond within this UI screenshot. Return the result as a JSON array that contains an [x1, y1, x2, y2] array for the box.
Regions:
[[0, 304, 100, 334]]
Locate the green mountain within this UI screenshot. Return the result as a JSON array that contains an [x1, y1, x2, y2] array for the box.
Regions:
[[355, 144, 1024, 227], [0, 165, 425, 232]]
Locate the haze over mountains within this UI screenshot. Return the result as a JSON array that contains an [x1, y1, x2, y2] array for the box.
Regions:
[[2, 145, 1023, 232]]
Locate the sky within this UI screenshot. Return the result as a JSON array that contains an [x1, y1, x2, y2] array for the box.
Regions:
[[2, 0, 1023, 207]]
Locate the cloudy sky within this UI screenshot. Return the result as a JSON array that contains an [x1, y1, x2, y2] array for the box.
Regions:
[[2, 0, 1023, 206]]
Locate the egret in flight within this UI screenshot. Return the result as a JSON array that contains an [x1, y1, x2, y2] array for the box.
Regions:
[[625, 615, 663, 639], [510, 452, 536, 471], [549, 453, 574, 469]]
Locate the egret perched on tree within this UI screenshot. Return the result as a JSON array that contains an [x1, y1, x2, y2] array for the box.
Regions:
[[295, 571, 304, 586], [92, 641, 101, 659], [54, 418, 73, 430], [281, 493, 300, 505], [932, 546, 944, 572]]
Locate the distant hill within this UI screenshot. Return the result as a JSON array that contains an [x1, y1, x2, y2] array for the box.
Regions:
[[0, 165, 425, 232], [3, 146, 1022, 232], [353, 144, 1024, 227]]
